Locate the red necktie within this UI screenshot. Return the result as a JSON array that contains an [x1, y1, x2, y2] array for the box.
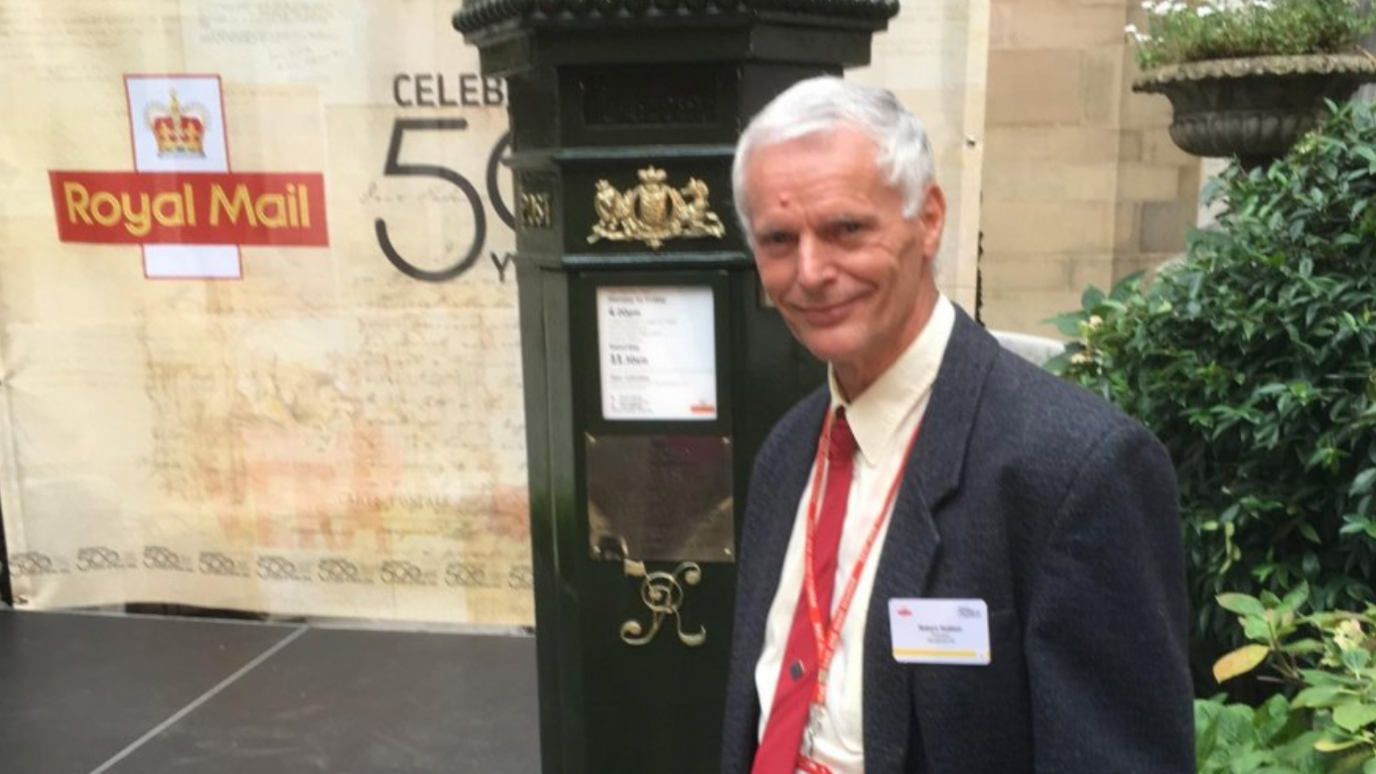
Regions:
[[751, 408, 857, 774]]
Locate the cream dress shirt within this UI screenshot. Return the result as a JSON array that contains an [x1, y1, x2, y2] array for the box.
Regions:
[[754, 295, 955, 774]]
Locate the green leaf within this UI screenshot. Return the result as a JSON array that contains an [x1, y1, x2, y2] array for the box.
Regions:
[[1336, 749, 1376, 774], [1081, 286, 1106, 310], [1298, 522, 1321, 544], [1280, 583, 1310, 613], [1342, 648, 1372, 671], [1194, 701, 1223, 764], [1352, 468, 1376, 497], [1315, 736, 1363, 753], [1302, 551, 1320, 578], [1333, 703, 1376, 732], [1042, 351, 1073, 376], [1217, 593, 1266, 617], [1279, 638, 1324, 656], [1112, 272, 1144, 298], [1213, 644, 1271, 683], [1044, 312, 1085, 338], [1292, 684, 1349, 709]]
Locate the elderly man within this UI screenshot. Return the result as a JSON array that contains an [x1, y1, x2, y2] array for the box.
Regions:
[[719, 77, 1192, 774]]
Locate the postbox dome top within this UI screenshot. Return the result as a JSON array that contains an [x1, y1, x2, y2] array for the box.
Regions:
[[454, 0, 899, 35]]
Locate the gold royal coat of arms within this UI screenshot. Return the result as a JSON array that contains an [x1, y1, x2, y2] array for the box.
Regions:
[[588, 166, 726, 250]]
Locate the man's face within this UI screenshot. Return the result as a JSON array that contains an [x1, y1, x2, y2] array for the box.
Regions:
[[744, 126, 946, 393]]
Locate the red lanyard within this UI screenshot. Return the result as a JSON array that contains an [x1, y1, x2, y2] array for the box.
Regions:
[[802, 409, 922, 705]]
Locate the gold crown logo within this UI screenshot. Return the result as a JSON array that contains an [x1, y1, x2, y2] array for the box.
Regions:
[[637, 166, 667, 183], [145, 90, 208, 157]]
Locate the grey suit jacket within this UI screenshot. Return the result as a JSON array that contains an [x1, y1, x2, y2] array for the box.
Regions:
[[721, 308, 1193, 774]]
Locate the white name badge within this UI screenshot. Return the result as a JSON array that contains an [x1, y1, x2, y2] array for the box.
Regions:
[[888, 598, 991, 666]]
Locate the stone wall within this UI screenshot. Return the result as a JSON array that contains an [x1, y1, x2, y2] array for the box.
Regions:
[[979, 0, 1201, 334], [855, 0, 990, 312]]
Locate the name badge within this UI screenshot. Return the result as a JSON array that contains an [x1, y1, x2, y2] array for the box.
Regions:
[[888, 598, 991, 666]]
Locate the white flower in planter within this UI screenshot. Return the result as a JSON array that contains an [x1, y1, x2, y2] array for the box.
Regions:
[[1123, 23, 1154, 43]]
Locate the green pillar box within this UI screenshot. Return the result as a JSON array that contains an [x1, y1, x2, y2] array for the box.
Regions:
[[454, 3, 894, 773]]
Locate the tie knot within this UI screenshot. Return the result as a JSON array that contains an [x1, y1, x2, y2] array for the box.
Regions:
[[827, 408, 857, 463]]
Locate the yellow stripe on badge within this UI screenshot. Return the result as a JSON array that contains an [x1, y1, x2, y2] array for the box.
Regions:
[[893, 649, 981, 659]]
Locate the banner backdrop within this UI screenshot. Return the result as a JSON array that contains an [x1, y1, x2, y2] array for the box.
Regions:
[[0, 0, 988, 624]]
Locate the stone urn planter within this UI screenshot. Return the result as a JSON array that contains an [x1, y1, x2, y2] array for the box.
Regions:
[[1133, 54, 1376, 169]]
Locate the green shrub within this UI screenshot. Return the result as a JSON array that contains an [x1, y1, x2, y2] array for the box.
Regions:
[[1127, 0, 1374, 71], [1204, 586, 1376, 771], [1194, 693, 1324, 774], [1051, 101, 1376, 667]]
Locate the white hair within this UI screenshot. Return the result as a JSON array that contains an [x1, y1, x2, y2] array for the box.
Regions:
[[731, 76, 936, 236]]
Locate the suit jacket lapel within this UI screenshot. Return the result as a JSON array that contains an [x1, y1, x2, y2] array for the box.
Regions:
[[742, 391, 827, 647], [862, 308, 1001, 774]]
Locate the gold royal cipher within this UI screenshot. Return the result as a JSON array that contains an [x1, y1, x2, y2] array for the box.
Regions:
[[588, 166, 726, 250]]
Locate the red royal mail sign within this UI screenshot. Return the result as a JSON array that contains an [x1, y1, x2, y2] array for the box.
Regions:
[[49, 171, 328, 246], [47, 75, 330, 279]]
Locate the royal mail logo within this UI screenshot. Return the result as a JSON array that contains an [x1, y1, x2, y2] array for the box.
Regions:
[[52, 172, 323, 245], [48, 75, 328, 279]]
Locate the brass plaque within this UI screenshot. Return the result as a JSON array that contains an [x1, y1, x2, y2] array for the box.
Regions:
[[586, 434, 734, 563]]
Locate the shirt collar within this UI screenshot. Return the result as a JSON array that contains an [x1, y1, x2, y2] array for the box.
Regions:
[[828, 295, 955, 466]]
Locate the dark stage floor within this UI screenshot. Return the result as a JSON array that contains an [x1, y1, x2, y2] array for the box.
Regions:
[[0, 609, 540, 774]]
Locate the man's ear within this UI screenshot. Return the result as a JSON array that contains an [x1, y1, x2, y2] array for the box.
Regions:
[[918, 184, 947, 260]]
